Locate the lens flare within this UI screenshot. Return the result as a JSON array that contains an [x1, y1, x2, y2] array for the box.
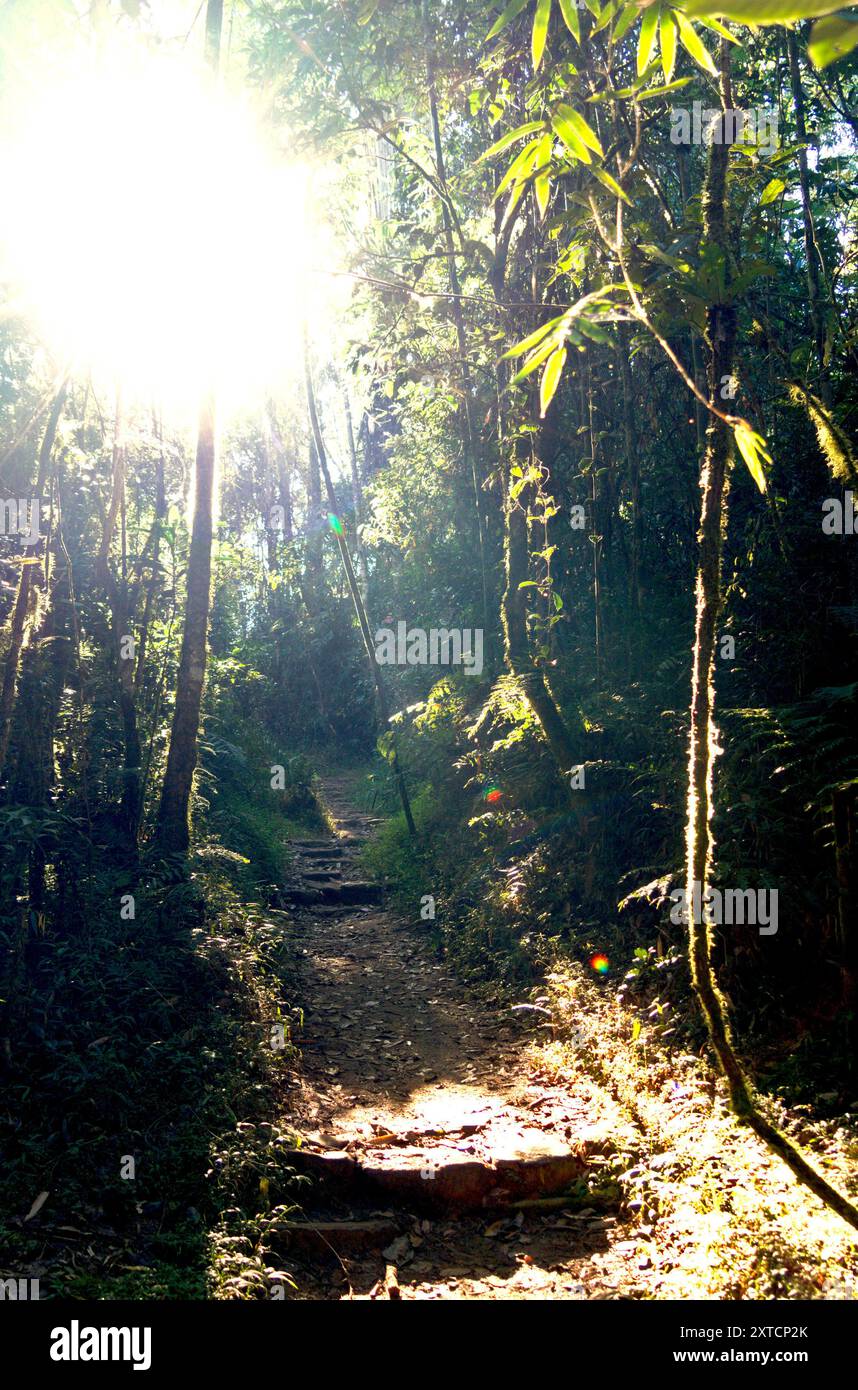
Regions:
[[483, 785, 503, 804], [589, 953, 610, 975]]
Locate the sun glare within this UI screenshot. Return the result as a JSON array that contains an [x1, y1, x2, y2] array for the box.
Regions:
[[0, 36, 323, 415]]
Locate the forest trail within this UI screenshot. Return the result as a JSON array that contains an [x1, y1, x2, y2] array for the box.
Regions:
[[276, 775, 650, 1301]]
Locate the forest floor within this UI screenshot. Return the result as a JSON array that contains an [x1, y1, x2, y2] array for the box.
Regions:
[[275, 775, 858, 1301]]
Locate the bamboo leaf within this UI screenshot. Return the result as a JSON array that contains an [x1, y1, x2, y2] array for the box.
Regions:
[[661, 8, 678, 79], [563, 104, 604, 155], [493, 138, 541, 200], [613, 2, 640, 41], [675, 12, 719, 73], [808, 13, 858, 67], [684, 1, 844, 20], [593, 165, 633, 203], [540, 346, 568, 416], [486, 0, 530, 42], [479, 121, 546, 162], [552, 104, 592, 162], [532, 0, 552, 68], [558, 0, 582, 40], [734, 422, 772, 492], [637, 4, 660, 75], [759, 176, 787, 206], [502, 314, 565, 360]]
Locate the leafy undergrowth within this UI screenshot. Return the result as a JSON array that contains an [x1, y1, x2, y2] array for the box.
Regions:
[[0, 734, 323, 1301], [524, 964, 858, 1299]]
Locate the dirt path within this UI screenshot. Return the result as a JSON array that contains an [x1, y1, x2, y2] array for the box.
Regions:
[[276, 775, 651, 1300]]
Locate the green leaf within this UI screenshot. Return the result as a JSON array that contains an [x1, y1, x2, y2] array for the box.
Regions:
[[534, 132, 554, 217], [808, 12, 858, 67], [503, 314, 565, 361], [494, 137, 542, 199], [486, 0, 530, 42], [734, 422, 772, 492], [684, 1, 843, 20], [675, 11, 719, 73], [479, 121, 546, 162], [592, 1, 621, 35], [552, 104, 592, 162], [637, 4, 660, 74], [759, 176, 786, 206], [560, 104, 604, 156], [661, 8, 678, 79], [512, 334, 562, 382], [540, 346, 568, 416], [558, 0, 582, 39], [635, 75, 695, 98], [532, 0, 552, 68], [612, 2, 640, 41], [593, 165, 633, 203], [695, 15, 741, 40]]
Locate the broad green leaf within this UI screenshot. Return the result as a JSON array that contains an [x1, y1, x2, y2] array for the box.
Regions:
[[612, 2, 640, 41], [593, 165, 633, 202], [513, 335, 562, 382], [638, 4, 660, 74], [534, 132, 554, 217], [486, 0, 530, 42], [503, 313, 565, 360], [501, 179, 528, 229], [558, 0, 582, 40], [636, 75, 695, 97], [684, 1, 843, 20], [675, 12, 719, 73], [532, 0, 552, 68], [734, 422, 772, 492], [661, 9, 678, 79], [479, 121, 546, 162], [494, 138, 541, 199], [808, 12, 858, 66], [540, 346, 568, 415], [562, 104, 604, 155], [592, 1, 621, 35], [695, 15, 741, 40], [583, 0, 602, 14], [759, 176, 786, 206], [553, 104, 592, 162]]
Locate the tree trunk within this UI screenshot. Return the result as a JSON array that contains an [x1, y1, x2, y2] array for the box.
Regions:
[[787, 30, 830, 404], [0, 384, 66, 781], [155, 394, 216, 852], [154, 0, 222, 853], [682, 41, 858, 1234]]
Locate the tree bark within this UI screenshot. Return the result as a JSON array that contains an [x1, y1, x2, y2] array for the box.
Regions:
[[154, 0, 222, 853], [155, 394, 216, 852], [0, 384, 66, 781]]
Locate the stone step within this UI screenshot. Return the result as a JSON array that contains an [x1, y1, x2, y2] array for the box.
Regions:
[[283, 880, 382, 907], [287, 1132, 589, 1213]]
